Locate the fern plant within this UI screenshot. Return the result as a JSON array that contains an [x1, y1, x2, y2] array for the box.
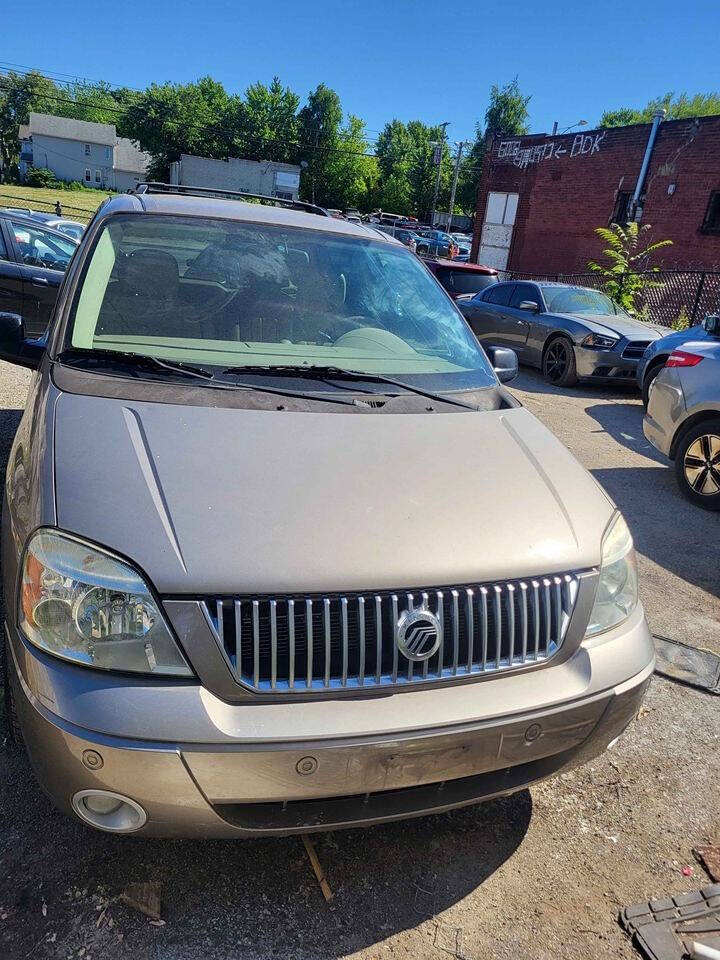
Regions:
[[588, 222, 672, 318]]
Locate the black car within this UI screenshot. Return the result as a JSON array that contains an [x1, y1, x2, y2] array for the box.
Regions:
[[0, 213, 78, 339]]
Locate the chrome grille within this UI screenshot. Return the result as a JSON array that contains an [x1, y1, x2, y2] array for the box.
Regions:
[[622, 340, 651, 360], [201, 574, 581, 694]]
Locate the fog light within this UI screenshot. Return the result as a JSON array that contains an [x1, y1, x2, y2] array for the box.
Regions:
[[72, 790, 147, 832]]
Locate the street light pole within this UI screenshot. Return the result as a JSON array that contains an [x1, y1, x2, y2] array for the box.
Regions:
[[430, 122, 449, 227], [446, 140, 467, 233]]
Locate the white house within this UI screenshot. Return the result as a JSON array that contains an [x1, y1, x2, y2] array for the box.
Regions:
[[19, 113, 150, 190]]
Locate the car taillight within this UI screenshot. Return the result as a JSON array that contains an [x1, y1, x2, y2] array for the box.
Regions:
[[666, 350, 704, 367]]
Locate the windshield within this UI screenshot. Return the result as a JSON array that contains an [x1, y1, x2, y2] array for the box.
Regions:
[[65, 215, 494, 386], [540, 285, 621, 315]]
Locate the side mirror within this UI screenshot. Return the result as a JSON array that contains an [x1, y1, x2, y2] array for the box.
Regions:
[[518, 300, 540, 313], [0, 313, 47, 369], [486, 345, 518, 384], [702, 313, 720, 336]]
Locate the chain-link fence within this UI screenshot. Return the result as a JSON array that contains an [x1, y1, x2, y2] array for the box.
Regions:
[[0, 191, 97, 223], [503, 269, 720, 328]]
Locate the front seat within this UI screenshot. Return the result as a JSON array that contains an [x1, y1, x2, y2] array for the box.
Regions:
[[98, 249, 180, 335]]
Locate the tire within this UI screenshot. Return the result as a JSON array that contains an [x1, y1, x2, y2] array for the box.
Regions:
[[642, 359, 665, 409], [673, 419, 720, 510], [416, 244, 429, 256], [2, 632, 24, 752], [542, 336, 578, 387]]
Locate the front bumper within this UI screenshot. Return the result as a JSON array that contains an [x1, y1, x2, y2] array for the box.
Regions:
[[575, 343, 645, 383], [8, 608, 654, 838]]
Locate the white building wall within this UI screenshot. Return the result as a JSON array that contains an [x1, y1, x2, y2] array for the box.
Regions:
[[175, 154, 300, 199], [30, 134, 113, 187]]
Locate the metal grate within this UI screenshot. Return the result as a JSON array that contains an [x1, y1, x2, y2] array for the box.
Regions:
[[622, 340, 651, 359], [201, 574, 581, 694]]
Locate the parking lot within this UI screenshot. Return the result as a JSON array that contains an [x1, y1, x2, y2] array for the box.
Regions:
[[0, 363, 718, 960]]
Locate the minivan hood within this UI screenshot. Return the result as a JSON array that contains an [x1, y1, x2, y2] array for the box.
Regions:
[[53, 394, 613, 594], [557, 312, 665, 341]]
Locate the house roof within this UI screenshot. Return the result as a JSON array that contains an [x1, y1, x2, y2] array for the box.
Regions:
[[114, 137, 151, 174], [27, 112, 116, 146]]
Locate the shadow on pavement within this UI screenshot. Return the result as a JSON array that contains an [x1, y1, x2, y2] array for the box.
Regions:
[[511, 367, 639, 401], [584, 402, 667, 464], [592, 465, 719, 600], [0, 750, 532, 959]]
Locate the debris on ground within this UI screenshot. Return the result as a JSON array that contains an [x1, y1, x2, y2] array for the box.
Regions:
[[120, 882, 162, 921], [619, 884, 720, 959], [653, 636, 720, 694], [301, 835, 334, 903], [695, 847, 720, 883]]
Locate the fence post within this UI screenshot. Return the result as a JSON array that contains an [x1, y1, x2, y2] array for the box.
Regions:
[[690, 272, 706, 323]]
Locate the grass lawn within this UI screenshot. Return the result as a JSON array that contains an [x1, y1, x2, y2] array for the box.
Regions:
[[0, 183, 111, 220]]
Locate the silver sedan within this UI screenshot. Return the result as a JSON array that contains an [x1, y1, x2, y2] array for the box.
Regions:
[[643, 314, 720, 509], [459, 281, 666, 388]]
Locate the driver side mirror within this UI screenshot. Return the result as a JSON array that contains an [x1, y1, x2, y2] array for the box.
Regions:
[[485, 345, 518, 384], [702, 313, 720, 336], [518, 300, 540, 313], [0, 313, 47, 369]]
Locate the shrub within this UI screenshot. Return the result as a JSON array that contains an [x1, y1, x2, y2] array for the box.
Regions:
[[587, 222, 673, 318], [25, 167, 60, 188], [672, 306, 691, 331]]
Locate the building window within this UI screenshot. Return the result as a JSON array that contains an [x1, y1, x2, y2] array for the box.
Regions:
[[701, 191, 720, 234], [84, 168, 91, 182], [610, 191, 633, 225], [105, 146, 111, 160], [95, 169, 101, 183], [274, 191, 293, 201], [84, 143, 91, 156]]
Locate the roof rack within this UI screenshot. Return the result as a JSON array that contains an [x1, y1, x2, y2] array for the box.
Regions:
[[131, 182, 329, 217]]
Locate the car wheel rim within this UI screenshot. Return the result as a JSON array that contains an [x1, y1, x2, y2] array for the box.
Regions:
[[545, 341, 568, 381], [684, 434, 720, 495]]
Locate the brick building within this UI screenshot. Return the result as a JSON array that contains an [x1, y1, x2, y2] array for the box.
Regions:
[[471, 115, 720, 275]]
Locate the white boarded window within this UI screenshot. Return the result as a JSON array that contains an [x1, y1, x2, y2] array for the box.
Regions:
[[485, 192, 519, 226]]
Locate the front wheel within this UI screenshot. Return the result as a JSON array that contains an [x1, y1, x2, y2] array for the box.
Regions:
[[542, 337, 578, 387], [674, 420, 720, 510]]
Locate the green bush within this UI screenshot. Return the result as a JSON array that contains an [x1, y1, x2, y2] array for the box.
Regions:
[[672, 307, 691, 331], [25, 167, 59, 188]]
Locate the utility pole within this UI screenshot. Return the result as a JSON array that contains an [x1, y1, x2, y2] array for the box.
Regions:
[[430, 122, 449, 227], [446, 141, 467, 233]]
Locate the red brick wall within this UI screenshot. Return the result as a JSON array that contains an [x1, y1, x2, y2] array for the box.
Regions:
[[471, 118, 720, 274]]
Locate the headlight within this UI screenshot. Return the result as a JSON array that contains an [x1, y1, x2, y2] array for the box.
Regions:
[[582, 333, 620, 349], [19, 530, 192, 676], [586, 513, 638, 637]]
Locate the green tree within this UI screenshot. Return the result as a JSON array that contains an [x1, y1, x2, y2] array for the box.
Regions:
[[232, 77, 300, 164], [456, 78, 531, 214], [121, 77, 233, 179], [323, 115, 378, 211], [587, 222, 673, 316], [0, 70, 60, 180], [298, 83, 343, 205], [374, 119, 452, 219], [601, 91, 720, 127]]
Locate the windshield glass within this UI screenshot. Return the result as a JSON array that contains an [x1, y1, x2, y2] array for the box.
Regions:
[[540, 285, 620, 315], [66, 215, 494, 385]]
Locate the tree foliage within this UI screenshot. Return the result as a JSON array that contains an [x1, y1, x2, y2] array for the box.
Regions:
[[601, 91, 720, 127], [587, 222, 673, 316], [374, 119, 453, 220], [456, 78, 531, 215]]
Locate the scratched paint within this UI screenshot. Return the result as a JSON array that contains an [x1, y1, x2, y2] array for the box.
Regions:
[[498, 132, 606, 170]]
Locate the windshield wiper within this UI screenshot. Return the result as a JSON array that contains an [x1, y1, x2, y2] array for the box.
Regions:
[[220, 364, 480, 411], [58, 347, 216, 381], [56, 348, 356, 406]]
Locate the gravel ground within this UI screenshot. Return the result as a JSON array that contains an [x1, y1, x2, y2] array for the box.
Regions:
[[0, 364, 718, 960]]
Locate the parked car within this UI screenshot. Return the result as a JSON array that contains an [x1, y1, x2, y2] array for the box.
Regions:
[[1, 184, 653, 838], [375, 224, 418, 252], [425, 259, 498, 299], [415, 229, 458, 259], [0, 212, 79, 338], [459, 280, 665, 387], [450, 233, 472, 258], [12, 210, 88, 242], [637, 319, 717, 407], [643, 314, 720, 509]]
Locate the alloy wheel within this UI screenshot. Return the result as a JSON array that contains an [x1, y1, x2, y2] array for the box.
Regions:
[[683, 433, 720, 496], [544, 340, 569, 381]]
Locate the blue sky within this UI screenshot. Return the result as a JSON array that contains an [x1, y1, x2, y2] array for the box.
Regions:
[[3, 0, 718, 146]]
